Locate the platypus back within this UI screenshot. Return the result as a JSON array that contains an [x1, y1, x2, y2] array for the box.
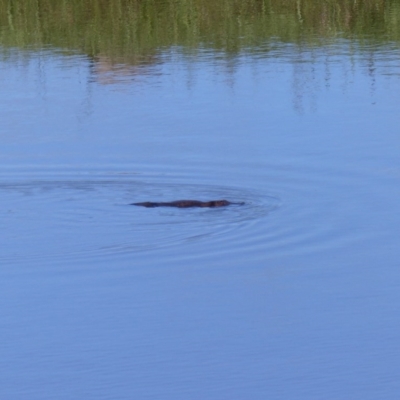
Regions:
[[131, 199, 244, 208]]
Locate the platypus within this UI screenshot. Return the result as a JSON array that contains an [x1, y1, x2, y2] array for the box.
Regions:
[[131, 199, 244, 208]]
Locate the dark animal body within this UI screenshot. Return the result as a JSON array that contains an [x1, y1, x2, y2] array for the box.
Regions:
[[131, 199, 244, 208]]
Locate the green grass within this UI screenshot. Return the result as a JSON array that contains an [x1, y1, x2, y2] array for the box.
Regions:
[[0, 0, 398, 61]]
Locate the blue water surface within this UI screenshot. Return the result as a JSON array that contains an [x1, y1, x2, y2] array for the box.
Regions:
[[1, 43, 400, 399]]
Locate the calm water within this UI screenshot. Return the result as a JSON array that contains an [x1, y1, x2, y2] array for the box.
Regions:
[[1, 41, 400, 398]]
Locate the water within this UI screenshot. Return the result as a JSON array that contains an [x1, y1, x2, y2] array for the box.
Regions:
[[1, 41, 400, 398]]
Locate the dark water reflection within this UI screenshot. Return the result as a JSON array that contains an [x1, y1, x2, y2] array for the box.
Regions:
[[1, 5, 400, 398]]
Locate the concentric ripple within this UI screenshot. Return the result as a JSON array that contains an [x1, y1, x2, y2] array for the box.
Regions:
[[0, 176, 280, 265]]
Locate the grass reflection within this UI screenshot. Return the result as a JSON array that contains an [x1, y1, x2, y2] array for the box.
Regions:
[[0, 0, 398, 62]]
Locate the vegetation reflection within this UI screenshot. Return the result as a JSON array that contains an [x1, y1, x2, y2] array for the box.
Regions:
[[0, 0, 399, 61]]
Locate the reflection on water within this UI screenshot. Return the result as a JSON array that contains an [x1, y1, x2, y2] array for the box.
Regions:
[[88, 54, 162, 85], [1, 0, 399, 112], [1, 0, 399, 56], [1, 2, 400, 400]]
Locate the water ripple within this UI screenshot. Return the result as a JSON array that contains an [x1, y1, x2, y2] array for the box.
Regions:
[[0, 176, 279, 266]]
